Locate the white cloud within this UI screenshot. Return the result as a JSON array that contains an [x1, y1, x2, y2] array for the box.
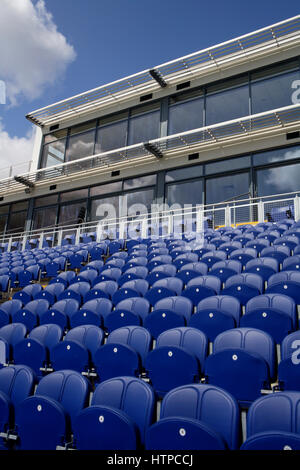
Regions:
[[0, 0, 76, 106], [0, 121, 36, 178]]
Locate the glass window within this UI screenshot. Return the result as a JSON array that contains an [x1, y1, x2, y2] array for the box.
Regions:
[[58, 203, 87, 226], [256, 163, 300, 197], [206, 80, 249, 126], [253, 145, 300, 166], [69, 121, 97, 136], [90, 181, 122, 197], [165, 165, 203, 182], [251, 69, 300, 115], [44, 129, 68, 144], [95, 118, 128, 154], [168, 96, 204, 135], [65, 128, 96, 163], [11, 201, 29, 211], [123, 174, 157, 190], [206, 172, 250, 204], [166, 179, 203, 206], [90, 196, 120, 221], [41, 138, 66, 168], [0, 215, 7, 233], [34, 195, 59, 207], [205, 156, 251, 175], [128, 104, 160, 145], [7, 211, 27, 233], [0, 205, 9, 215], [123, 189, 155, 214], [32, 207, 57, 230], [60, 189, 88, 203]]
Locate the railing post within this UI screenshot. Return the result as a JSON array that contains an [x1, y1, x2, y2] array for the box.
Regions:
[[96, 222, 103, 242], [119, 220, 126, 240], [141, 218, 148, 239], [225, 205, 231, 227], [39, 232, 44, 249], [196, 205, 204, 233], [294, 195, 300, 222], [57, 230, 63, 247], [21, 234, 27, 251], [167, 213, 173, 236], [258, 199, 265, 223], [7, 237, 12, 253]]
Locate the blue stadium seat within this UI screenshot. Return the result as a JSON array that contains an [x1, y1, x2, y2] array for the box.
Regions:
[[18, 264, 40, 288], [112, 279, 149, 305], [94, 326, 151, 381], [118, 266, 149, 286], [172, 253, 199, 270], [80, 260, 104, 274], [12, 299, 50, 332], [71, 268, 99, 285], [209, 260, 242, 284], [39, 298, 79, 331], [229, 248, 257, 267], [13, 283, 43, 305], [222, 273, 263, 305], [145, 277, 183, 306], [244, 257, 278, 281], [58, 281, 91, 305], [105, 297, 150, 332], [14, 370, 90, 450], [278, 331, 300, 392], [84, 280, 118, 303], [69, 297, 112, 329], [0, 299, 23, 327], [0, 323, 27, 364], [73, 376, 155, 450], [144, 296, 193, 339], [68, 250, 89, 269], [145, 327, 208, 397], [181, 275, 221, 306], [33, 283, 65, 305], [93, 267, 122, 283], [49, 270, 76, 288], [218, 241, 242, 255], [241, 392, 300, 450], [260, 245, 290, 265], [14, 324, 63, 377], [146, 264, 177, 286], [200, 250, 227, 270], [190, 295, 241, 341], [0, 365, 36, 447], [266, 271, 300, 304], [146, 384, 240, 450], [245, 238, 270, 254], [282, 254, 300, 271], [175, 262, 208, 285], [241, 293, 297, 343], [50, 325, 104, 374], [204, 327, 275, 406]]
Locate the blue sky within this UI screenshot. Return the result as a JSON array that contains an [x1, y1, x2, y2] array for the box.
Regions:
[[0, 0, 299, 170]]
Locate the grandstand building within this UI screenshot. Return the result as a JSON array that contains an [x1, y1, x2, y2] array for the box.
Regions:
[[0, 15, 298, 244], [1, 15, 300, 452]]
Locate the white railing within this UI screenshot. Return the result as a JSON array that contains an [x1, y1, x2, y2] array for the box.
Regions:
[[0, 191, 299, 252]]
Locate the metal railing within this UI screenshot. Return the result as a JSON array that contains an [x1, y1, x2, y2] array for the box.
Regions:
[[1, 190, 299, 252]]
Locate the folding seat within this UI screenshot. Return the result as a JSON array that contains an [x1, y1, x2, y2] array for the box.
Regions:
[[222, 273, 263, 306], [146, 255, 173, 272], [193, 244, 216, 259], [33, 283, 65, 306], [118, 266, 148, 286], [204, 327, 275, 406], [266, 271, 300, 304], [282, 255, 300, 272], [50, 325, 104, 376], [244, 257, 278, 283], [172, 252, 199, 270], [84, 280, 118, 303], [45, 257, 66, 278], [39, 298, 79, 331], [190, 295, 241, 342], [108, 240, 123, 255], [209, 260, 242, 284], [245, 238, 270, 254], [261, 245, 290, 265], [68, 250, 89, 270], [73, 376, 155, 450], [144, 296, 193, 339], [104, 258, 126, 270], [225, 229, 242, 240], [169, 247, 192, 261], [257, 230, 281, 244], [175, 262, 208, 286], [218, 241, 242, 256], [112, 279, 149, 305], [49, 270, 76, 288], [70, 268, 99, 286], [273, 235, 299, 252], [147, 248, 169, 261], [277, 331, 300, 392], [14, 369, 90, 450], [232, 233, 254, 247], [37, 258, 52, 279], [241, 392, 300, 450], [0, 299, 23, 327], [10, 260, 24, 268], [12, 299, 50, 332], [79, 260, 104, 274], [105, 297, 150, 332], [146, 383, 240, 450], [69, 298, 112, 329], [0, 365, 36, 448], [241, 293, 297, 344], [128, 250, 148, 261], [145, 277, 183, 306], [122, 256, 148, 272], [9, 267, 24, 288], [200, 250, 227, 270], [0, 323, 27, 364], [94, 326, 151, 382], [145, 327, 208, 397], [17, 264, 41, 288], [92, 267, 122, 284], [167, 240, 187, 251], [108, 251, 129, 260], [229, 248, 257, 267], [14, 324, 63, 377], [181, 275, 221, 306], [58, 281, 91, 305], [12, 284, 42, 306]]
